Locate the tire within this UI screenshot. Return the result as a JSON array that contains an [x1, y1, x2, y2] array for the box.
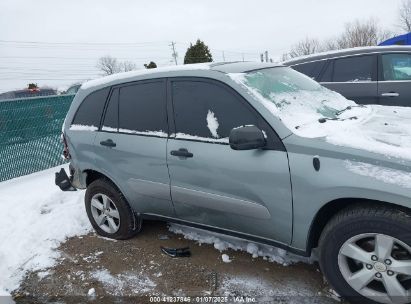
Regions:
[[85, 178, 142, 239], [319, 204, 411, 304]]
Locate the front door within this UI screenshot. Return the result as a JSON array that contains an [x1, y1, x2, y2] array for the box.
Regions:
[[94, 80, 174, 217], [167, 78, 293, 244], [378, 53, 411, 107]]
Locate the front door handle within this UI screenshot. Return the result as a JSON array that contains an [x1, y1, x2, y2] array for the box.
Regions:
[[170, 148, 193, 158], [100, 139, 116, 147], [381, 92, 400, 97]]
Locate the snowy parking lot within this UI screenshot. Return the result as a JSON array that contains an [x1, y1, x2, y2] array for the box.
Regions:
[[0, 166, 344, 303]]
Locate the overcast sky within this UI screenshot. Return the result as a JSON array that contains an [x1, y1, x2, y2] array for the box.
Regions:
[[0, 0, 404, 92]]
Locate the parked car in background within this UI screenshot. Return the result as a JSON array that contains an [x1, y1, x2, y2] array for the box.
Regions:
[[0, 87, 57, 100], [56, 62, 411, 304], [283, 46, 411, 107]]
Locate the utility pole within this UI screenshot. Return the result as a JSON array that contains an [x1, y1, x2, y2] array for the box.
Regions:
[[170, 41, 178, 65]]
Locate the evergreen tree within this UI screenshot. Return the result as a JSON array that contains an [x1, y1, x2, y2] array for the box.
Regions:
[[144, 61, 157, 69], [184, 39, 213, 64]]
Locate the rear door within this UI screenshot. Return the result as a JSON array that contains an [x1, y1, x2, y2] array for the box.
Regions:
[[319, 55, 379, 105], [94, 80, 174, 217], [378, 53, 411, 107], [167, 78, 293, 244]]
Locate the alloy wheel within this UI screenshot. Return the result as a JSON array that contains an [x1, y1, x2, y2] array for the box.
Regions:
[[338, 233, 411, 304], [90, 193, 120, 234]]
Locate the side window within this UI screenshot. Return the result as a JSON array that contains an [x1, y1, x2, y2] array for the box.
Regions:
[[71, 87, 109, 129], [382, 53, 411, 81], [319, 60, 333, 82], [333, 55, 374, 82], [171, 80, 281, 148], [292, 61, 326, 80], [118, 81, 167, 136], [102, 88, 119, 132]]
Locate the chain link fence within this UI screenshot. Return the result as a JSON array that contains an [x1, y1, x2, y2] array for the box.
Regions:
[[0, 94, 75, 182]]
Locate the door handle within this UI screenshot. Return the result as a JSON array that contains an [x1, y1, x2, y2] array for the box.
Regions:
[[100, 139, 116, 147], [170, 148, 193, 158], [381, 92, 399, 97]]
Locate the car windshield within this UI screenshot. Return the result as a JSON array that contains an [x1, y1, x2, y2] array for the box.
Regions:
[[234, 67, 356, 131]]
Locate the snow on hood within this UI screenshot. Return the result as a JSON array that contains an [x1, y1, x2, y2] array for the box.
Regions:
[[229, 71, 411, 161]]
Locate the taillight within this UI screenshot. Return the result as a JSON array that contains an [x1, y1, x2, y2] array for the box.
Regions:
[[61, 133, 71, 160]]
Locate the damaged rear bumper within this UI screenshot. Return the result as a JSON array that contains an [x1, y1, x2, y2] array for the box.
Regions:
[[55, 168, 77, 191]]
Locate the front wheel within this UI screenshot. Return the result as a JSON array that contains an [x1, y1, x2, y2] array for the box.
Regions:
[[85, 178, 142, 239], [319, 205, 411, 304]]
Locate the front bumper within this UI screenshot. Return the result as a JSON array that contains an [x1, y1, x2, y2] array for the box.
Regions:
[[55, 168, 77, 191]]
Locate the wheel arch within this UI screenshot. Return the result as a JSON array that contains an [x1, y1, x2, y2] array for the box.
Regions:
[[307, 198, 411, 255]]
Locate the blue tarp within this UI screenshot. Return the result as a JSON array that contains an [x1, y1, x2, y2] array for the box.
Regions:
[[379, 32, 411, 46]]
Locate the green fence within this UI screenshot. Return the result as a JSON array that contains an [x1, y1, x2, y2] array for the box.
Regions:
[[0, 94, 75, 182]]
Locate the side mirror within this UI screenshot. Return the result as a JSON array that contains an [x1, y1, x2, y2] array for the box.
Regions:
[[229, 125, 266, 150]]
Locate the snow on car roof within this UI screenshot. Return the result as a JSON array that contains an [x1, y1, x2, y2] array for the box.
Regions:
[[80, 62, 283, 91]]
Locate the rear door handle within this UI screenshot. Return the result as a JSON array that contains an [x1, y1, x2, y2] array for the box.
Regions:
[[170, 148, 193, 158], [381, 92, 399, 97], [100, 139, 116, 147]]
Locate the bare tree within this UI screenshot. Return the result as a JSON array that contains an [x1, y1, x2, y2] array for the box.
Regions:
[[282, 38, 322, 60], [97, 56, 120, 75], [399, 0, 411, 32], [121, 60, 137, 72], [336, 19, 392, 49]]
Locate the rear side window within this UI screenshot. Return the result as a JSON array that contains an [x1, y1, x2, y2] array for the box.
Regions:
[[333, 55, 374, 82], [102, 88, 119, 132], [71, 88, 109, 129], [292, 61, 326, 80], [118, 81, 168, 136], [171, 80, 282, 149]]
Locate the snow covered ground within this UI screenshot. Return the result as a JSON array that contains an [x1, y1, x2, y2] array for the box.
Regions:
[[0, 165, 308, 298], [0, 165, 91, 296]]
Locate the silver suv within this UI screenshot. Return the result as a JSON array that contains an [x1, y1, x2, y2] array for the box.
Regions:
[[56, 62, 411, 304]]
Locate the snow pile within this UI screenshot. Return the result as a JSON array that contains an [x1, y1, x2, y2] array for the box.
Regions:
[[221, 254, 232, 263], [346, 161, 411, 189], [169, 224, 308, 265], [230, 71, 411, 161], [87, 288, 96, 297], [0, 165, 91, 296]]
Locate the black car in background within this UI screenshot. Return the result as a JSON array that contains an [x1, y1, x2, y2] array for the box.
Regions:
[[283, 46, 411, 107]]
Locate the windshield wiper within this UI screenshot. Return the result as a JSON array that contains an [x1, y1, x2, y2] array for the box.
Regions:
[[334, 105, 364, 116]]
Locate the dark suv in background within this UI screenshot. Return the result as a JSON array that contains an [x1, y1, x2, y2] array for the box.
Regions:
[[283, 46, 411, 107]]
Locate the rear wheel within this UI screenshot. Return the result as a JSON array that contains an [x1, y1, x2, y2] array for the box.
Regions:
[[85, 179, 142, 239], [319, 205, 411, 304]]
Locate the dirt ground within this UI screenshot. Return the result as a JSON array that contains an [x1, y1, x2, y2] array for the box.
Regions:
[[12, 221, 345, 304]]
